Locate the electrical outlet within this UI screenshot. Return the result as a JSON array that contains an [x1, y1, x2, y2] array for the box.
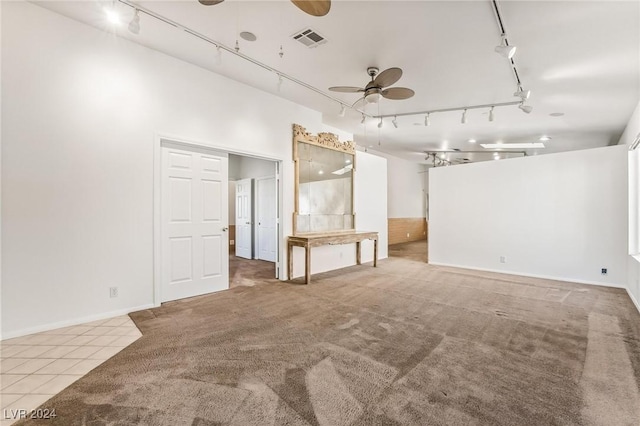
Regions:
[[230, 240, 235, 246], [601, 268, 608, 275], [500, 256, 506, 263], [109, 287, 118, 298]]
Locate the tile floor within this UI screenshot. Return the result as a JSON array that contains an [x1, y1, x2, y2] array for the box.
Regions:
[[0, 316, 141, 425]]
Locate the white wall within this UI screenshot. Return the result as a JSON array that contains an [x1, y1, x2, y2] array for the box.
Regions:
[[620, 99, 640, 311], [370, 150, 427, 218], [618, 100, 640, 146], [0, 2, 378, 338], [429, 145, 629, 287], [290, 151, 388, 278]]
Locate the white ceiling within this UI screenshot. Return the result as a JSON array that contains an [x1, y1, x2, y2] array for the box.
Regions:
[[36, 0, 640, 164]]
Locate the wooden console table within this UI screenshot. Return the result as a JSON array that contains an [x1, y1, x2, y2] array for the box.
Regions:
[[287, 231, 379, 284]]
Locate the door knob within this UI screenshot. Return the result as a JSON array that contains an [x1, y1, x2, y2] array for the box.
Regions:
[[222, 227, 228, 232]]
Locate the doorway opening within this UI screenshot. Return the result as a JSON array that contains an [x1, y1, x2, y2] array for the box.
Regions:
[[155, 137, 282, 305], [228, 154, 279, 288]]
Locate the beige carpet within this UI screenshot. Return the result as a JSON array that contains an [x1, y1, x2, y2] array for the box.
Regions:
[[16, 243, 640, 425]]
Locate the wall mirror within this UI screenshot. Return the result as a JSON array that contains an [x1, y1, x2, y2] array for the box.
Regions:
[[293, 124, 356, 235]]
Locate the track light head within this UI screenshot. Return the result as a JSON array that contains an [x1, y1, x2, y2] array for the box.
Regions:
[[378, 118, 383, 128], [489, 106, 495, 122], [518, 103, 533, 114], [338, 105, 346, 117], [461, 109, 467, 124], [277, 74, 283, 92], [425, 113, 430, 126], [514, 87, 531, 100], [392, 116, 398, 128], [495, 36, 516, 59], [128, 9, 140, 34]]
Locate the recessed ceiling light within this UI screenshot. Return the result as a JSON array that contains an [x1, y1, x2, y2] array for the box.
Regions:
[[481, 142, 545, 149], [539, 135, 551, 141], [240, 31, 257, 42], [468, 139, 476, 143], [318, 170, 324, 175], [550, 112, 564, 117]]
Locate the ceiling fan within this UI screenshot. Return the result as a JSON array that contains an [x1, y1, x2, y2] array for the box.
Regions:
[[329, 67, 415, 105], [198, 0, 331, 17]]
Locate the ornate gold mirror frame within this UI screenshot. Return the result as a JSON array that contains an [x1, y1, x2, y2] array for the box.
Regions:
[[292, 123, 356, 235]]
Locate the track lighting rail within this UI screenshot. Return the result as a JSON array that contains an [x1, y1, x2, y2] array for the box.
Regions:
[[116, 0, 530, 123], [116, 0, 362, 115], [373, 101, 521, 119]]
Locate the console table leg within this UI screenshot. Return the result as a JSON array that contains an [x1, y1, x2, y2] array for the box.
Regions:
[[373, 239, 378, 267], [304, 246, 311, 284], [356, 241, 362, 265], [288, 243, 293, 280]]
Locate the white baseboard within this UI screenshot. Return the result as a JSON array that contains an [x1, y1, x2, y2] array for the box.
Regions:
[[428, 261, 627, 289], [627, 288, 640, 315], [1, 304, 156, 341]]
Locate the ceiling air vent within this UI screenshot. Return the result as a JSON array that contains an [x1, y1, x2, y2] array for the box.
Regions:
[[291, 28, 327, 48]]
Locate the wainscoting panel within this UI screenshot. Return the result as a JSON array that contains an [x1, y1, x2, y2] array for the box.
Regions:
[[388, 218, 427, 245]]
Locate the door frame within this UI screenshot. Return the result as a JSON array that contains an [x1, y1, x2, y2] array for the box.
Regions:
[[153, 133, 284, 307], [254, 175, 277, 262]]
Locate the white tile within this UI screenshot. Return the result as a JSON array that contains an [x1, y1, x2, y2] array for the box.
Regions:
[[86, 335, 120, 346], [5, 393, 54, 411], [0, 346, 31, 358], [82, 318, 110, 327], [18, 335, 57, 346], [88, 347, 123, 360], [31, 375, 82, 395], [0, 394, 23, 409], [6, 359, 56, 375], [38, 346, 80, 359], [61, 346, 102, 359], [63, 335, 98, 346], [38, 335, 75, 346], [101, 317, 130, 327], [82, 327, 112, 336], [1, 375, 56, 394], [34, 359, 82, 375], [0, 360, 29, 374], [104, 327, 134, 336], [1, 375, 28, 390], [125, 329, 143, 337], [110, 335, 140, 347], [40, 326, 75, 335], [62, 359, 104, 375], [10, 346, 55, 359], [1, 337, 32, 346], [68, 326, 93, 335]]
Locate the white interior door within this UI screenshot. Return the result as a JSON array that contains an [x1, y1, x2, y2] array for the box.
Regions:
[[161, 143, 229, 302], [256, 176, 277, 262], [235, 178, 253, 259]]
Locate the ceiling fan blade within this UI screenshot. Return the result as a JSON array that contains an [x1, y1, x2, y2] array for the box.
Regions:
[[381, 87, 415, 100], [291, 0, 331, 16], [198, 0, 224, 5], [328, 86, 364, 93], [373, 67, 402, 88]]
